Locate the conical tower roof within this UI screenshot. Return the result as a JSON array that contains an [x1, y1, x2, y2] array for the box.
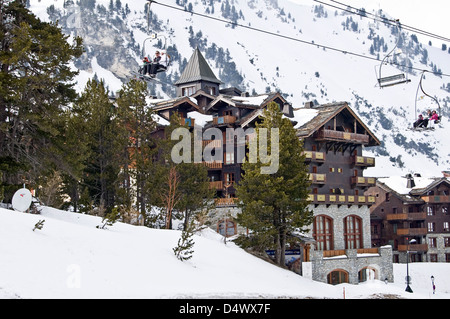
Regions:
[[175, 48, 222, 85]]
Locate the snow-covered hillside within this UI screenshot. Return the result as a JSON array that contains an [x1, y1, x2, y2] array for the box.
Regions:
[[29, 0, 450, 176], [0, 207, 449, 299]]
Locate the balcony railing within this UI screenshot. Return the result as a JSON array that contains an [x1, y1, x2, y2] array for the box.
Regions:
[[316, 129, 369, 144], [202, 139, 222, 148], [351, 176, 376, 187], [307, 194, 376, 205], [308, 173, 326, 184], [322, 248, 379, 258], [398, 244, 428, 252], [421, 195, 450, 203], [323, 250, 346, 258], [303, 151, 326, 163], [386, 212, 426, 221], [213, 115, 237, 125], [209, 181, 223, 190], [215, 197, 238, 207], [202, 161, 223, 169], [352, 155, 375, 167], [396, 228, 427, 236]]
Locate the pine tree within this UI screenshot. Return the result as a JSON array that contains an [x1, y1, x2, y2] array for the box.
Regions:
[[176, 162, 214, 231], [116, 79, 156, 216], [0, 0, 83, 193], [173, 219, 195, 261], [235, 102, 313, 267], [71, 79, 124, 212], [96, 206, 120, 229]]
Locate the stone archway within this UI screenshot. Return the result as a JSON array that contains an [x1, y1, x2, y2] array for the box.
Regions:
[[327, 269, 349, 285], [358, 266, 378, 282]]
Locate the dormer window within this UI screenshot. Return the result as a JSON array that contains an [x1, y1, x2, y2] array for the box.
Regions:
[[182, 86, 196, 96]]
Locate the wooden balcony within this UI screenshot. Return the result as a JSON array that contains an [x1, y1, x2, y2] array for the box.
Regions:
[[421, 195, 450, 203], [352, 155, 375, 167], [213, 115, 236, 125], [351, 176, 376, 187], [202, 139, 222, 148], [303, 151, 326, 163], [322, 248, 378, 258], [307, 194, 376, 206], [316, 129, 369, 144], [323, 250, 346, 258], [386, 212, 426, 221], [209, 181, 223, 190], [215, 197, 238, 207], [308, 173, 326, 185], [396, 228, 427, 236], [398, 244, 428, 252], [357, 248, 379, 254], [202, 161, 223, 169]]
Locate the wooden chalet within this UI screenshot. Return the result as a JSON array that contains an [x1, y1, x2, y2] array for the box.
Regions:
[[148, 48, 394, 284], [295, 101, 380, 207], [366, 174, 450, 263]]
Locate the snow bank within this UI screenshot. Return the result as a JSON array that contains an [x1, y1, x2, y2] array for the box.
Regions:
[[1, 206, 449, 299]]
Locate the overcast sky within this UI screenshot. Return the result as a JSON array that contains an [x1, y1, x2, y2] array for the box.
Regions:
[[288, 0, 450, 47]]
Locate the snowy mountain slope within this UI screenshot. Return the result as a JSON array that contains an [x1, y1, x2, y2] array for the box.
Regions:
[[29, 0, 450, 177], [1, 206, 449, 299]]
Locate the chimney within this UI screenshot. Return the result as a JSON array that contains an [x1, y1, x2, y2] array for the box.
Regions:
[[304, 101, 314, 108], [282, 103, 294, 118], [406, 174, 415, 188]]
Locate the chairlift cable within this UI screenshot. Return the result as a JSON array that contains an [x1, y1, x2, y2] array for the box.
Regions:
[[149, 0, 450, 78], [324, 0, 450, 43]]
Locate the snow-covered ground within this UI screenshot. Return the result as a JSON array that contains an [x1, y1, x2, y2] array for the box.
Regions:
[[0, 206, 448, 299]]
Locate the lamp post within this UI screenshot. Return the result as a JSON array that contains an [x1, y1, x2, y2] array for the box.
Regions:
[[405, 238, 417, 293]]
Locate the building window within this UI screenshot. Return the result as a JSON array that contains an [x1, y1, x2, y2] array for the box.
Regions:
[[385, 193, 390, 202], [344, 215, 362, 249], [444, 221, 449, 232], [225, 151, 234, 165], [429, 237, 437, 248], [429, 254, 438, 262], [313, 215, 333, 251], [427, 206, 434, 216], [182, 86, 196, 96], [445, 237, 450, 247], [327, 270, 348, 285], [224, 173, 235, 186], [217, 219, 236, 237], [428, 222, 436, 232]]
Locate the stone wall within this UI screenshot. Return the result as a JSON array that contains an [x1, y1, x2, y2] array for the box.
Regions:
[[309, 245, 393, 284], [426, 234, 450, 262], [305, 204, 372, 250]]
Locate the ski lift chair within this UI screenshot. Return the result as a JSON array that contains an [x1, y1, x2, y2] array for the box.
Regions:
[[376, 20, 411, 88], [378, 73, 411, 88]]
